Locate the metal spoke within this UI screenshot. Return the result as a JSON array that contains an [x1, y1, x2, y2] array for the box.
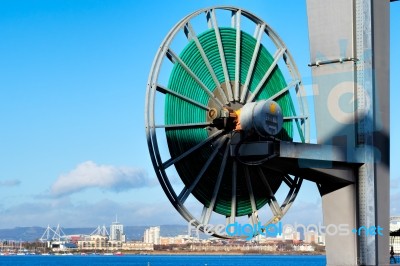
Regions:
[[200, 206, 208, 224], [178, 135, 228, 203], [287, 99, 306, 143], [166, 48, 224, 108], [283, 116, 308, 120], [253, 23, 261, 38], [162, 130, 224, 169], [229, 160, 238, 224], [205, 10, 212, 29], [234, 10, 241, 102], [183, 22, 229, 105], [281, 176, 302, 213], [157, 85, 210, 111], [225, 216, 231, 229], [266, 80, 299, 101], [246, 48, 287, 103], [282, 174, 294, 187], [203, 139, 231, 225], [155, 122, 211, 129], [269, 198, 283, 220], [240, 23, 266, 103], [183, 24, 192, 41], [210, 9, 234, 102], [230, 10, 236, 28], [244, 166, 258, 226], [257, 168, 284, 218]]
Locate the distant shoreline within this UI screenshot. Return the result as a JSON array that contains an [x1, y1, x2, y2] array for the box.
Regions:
[[121, 250, 326, 256]]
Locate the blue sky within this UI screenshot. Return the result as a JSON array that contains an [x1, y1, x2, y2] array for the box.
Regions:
[[0, 0, 398, 229]]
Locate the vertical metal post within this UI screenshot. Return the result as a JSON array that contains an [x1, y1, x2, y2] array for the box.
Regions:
[[306, 1, 358, 263], [356, 0, 390, 265], [355, 1, 374, 263], [355, 0, 390, 265], [372, 0, 390, 264], [306, 0, 390, 265]]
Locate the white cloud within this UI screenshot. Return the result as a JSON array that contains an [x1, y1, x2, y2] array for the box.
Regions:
[[0, 179, 21, 187], [0, 198, 184, 228], [50, 161, 152, 197]]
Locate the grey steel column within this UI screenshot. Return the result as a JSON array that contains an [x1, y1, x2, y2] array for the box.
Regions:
[[306, 1, 358, 265], [373, 0, 391, 260], [354, 0, 390, 264], [306, 0, 390, 265], [366, 1, 390, 265]]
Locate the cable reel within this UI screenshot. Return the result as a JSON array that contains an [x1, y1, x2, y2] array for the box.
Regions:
[[145, 6, 310, 239]]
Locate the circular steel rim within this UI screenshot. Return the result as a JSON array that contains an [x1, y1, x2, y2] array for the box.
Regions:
[[145, 6, 310, 238]]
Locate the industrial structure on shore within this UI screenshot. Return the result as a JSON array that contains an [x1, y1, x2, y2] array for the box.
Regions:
[[39, 218, 150, 252], [36, 221, 328, 253], [0, 216, 396, 257]]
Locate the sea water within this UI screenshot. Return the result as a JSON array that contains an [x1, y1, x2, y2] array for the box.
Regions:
[[0, 254, 326, 266]]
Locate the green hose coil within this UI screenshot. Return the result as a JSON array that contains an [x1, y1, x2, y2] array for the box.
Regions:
[[165, 27, 295, 217]]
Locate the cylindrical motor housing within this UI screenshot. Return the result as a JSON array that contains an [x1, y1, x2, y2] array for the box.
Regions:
[[240, 100, 284, 136]]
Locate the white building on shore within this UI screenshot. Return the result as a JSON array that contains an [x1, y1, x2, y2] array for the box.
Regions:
[[144, 226, 160, 244], [109, 217, 126, 242]]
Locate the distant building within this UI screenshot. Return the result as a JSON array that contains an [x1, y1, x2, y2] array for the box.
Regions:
[[304, 230, 318, 244], [122, 241, 154, 251], [109, 217, 126, 242], [390, 216, 400, 232], [281, 227, 300, 241], [293, 244, 315, 252], [160, 235, 193, 245], [78, 235, 108, 250], [317, 234, 326, 246], [390, 216, 400, 257], [144, 226, 160, 244]]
